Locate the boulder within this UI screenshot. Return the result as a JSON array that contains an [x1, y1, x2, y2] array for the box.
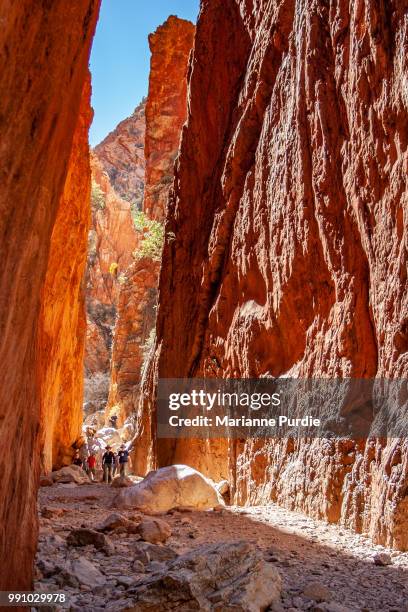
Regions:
[[41, 506, 64, 518], [111, 475, 134, 488], [62, 558, 106, 589], [133, 542, 178, 566], [39, 475, 54, 487], [138, 518, 172, 544], [83, 409, 105, 431], [373, 552, 392, 566], [127, 540, 281, 611], [97, 513, 139, 534], [114, 464, 225, 513], [67, 528, 113, 554], [51, 465, 89, 485], [303, 582, 332, 602], [216, 479, 229, 495], [95, 426, 122, 447]]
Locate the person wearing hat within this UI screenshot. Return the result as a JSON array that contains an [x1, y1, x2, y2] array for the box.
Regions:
[[102, 445, 115, 483], [118, 444, 129, 477]]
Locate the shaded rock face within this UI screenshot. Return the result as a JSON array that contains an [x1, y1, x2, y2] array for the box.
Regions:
[[143, 0, 408, 550], [94, 99, 146, 207], [39, 74, 93, 473], [144, 15, 195, 220], [0, 0, 100, 591]]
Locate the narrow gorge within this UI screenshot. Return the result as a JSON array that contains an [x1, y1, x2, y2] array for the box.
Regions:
[[0, 1, 407, 610]]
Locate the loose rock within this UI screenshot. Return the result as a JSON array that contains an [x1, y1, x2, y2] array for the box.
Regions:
[[373, 552, 392, 566], [138, 517, 172, 544], [67, 528, 114, 554], [127, 540, 281, 611]]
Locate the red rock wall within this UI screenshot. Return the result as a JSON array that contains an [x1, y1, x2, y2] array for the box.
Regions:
[[0, 0, 100, 591], [85, 154, 139, 379], [144, 15, 195, 220], [107, 258, 159, 427], [109, 16, 195, 442], [144, 0, 408, 549], [39, 73, 93, 472], [94, 99, 146, 207]]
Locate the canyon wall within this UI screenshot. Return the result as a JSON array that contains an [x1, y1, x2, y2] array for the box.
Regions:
[[0, 0, 100, 591], [143, 0, 408, 549], [94, 99, 146, 207], [84, 153, 140, 426], [144, 15, 195, 220], [39, 75, 93, 473], [109, 16, 195, 436]]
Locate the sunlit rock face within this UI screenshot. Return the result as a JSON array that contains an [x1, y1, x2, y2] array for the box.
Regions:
[[84, 154, 139, 383], [108, 16, 195, 440], [144, 15, 195, 220], [142, 0, 408, 549], [0, 0, 100, 590], [107, 258, 160, 427], [94, 99, 146, 208], [39, 74, 93, 474]]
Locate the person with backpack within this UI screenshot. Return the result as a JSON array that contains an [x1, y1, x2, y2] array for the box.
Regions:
[[102, 445, 115, 483], [118, 444, 129, 477]]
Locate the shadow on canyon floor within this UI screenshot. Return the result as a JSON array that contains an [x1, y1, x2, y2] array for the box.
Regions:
[[36, 483, 408, 611]]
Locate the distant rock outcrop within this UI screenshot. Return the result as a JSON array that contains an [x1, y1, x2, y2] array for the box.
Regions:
[[94, 99, 146, 207], [144, 15, 195, 220]]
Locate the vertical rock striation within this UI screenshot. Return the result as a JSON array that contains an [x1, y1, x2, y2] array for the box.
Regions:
[[0, 0, 100, 590], [144, 0, 408, 549], [144, 15, 195, 220], [39, 74, 93, 473]]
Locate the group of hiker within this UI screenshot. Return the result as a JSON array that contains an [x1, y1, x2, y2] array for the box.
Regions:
[[73, 443, 129, 483]]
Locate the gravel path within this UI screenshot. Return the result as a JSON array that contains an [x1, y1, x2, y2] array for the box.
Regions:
[[35, 483, 408, 611]]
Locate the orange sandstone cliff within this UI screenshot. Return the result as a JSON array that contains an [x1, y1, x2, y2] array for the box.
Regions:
[[142, 0, 408, 550], [94, 99, 146, 208], [85, 154, 139, 383], [39, 74, 93, 473], [0, 0, 100, 591], [109, 16, 195, 435], [144, 15, 195, 220]]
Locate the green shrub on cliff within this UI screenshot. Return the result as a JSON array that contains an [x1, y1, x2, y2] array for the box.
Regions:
[[91, 179, 105, 210], [132, 211, 164, 261]]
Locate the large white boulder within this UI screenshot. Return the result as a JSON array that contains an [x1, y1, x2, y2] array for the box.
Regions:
[[95, 426, 122, 447], [114, 464, 225, 513]]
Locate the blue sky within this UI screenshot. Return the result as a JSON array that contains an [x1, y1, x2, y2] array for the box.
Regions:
[[89, 0, 199, 146]]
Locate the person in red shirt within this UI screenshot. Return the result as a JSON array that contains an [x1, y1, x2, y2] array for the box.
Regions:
[[87, 453, 97, 481]]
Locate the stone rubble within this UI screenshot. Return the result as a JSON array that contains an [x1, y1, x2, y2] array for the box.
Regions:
[[33, 483, 408, 611]]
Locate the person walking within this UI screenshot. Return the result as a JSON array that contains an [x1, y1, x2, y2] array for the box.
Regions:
[[87, 453, 97, 481], [72, 450, 82, 467], [118, 444, 129, 477], [102, 445, 115, 483], [112, 451, 119, 477]]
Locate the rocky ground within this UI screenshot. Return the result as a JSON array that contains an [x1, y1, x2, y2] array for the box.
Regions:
[[34, 483, 408, 612]]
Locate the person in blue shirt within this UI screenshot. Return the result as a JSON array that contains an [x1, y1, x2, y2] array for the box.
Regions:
[[118, 444, 129, 477]]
